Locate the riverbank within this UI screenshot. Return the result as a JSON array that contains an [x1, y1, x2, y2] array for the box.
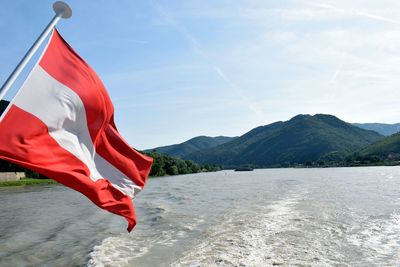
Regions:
[[0, 178, 57, 187]]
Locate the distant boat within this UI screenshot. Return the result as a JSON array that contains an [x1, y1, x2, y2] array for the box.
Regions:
[[234, 167, 254, 171]]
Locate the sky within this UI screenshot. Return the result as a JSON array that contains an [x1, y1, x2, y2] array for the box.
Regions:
[[1, 0, 400, 149]]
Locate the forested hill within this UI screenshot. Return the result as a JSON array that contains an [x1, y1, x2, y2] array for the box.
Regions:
[[148, 136, 236, 158], [185, 114, 383, 167], [351, 132, 400, 162]]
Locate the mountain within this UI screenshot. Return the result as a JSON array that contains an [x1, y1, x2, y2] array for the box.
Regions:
[[149, 136, 236, 158], [186, 114, 384, 167], [352, 123, 400, 136], [355, 132, 400, 160]]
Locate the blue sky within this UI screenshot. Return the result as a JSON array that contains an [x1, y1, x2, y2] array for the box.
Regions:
[[1, 0, 400, 149]]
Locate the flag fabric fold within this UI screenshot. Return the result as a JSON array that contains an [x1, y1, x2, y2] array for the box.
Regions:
[[0, 29, 153, 232]]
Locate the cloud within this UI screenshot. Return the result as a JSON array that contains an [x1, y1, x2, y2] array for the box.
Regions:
[[197, 1, 400, 123], [149, 0, 264, 119]]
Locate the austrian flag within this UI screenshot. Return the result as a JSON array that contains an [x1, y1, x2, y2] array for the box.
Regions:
[[0, 29, 153, 232]]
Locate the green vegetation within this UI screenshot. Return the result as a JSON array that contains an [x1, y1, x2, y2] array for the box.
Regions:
[[343, 132, 400, 166], [357, 132, 400, 158], [258, 132, 400, 168], [148, 136, 236, 158], [0, 151, 221, 182], [145, 150, 222, 176], [0, 178, 57, 187], [185, 114, 384, 168]]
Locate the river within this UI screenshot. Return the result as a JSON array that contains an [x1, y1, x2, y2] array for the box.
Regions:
[[1, 167, 400, 266]]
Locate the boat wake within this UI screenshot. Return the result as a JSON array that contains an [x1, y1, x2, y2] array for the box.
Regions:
[[172, 192, 320, 266], [347, 211, 400, 265]]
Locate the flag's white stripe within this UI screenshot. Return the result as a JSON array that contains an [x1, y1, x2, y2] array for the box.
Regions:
[[94, 155, 142, 197], [13, 66, 140, 198]]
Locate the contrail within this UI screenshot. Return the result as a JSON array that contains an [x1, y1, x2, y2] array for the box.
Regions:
[[213, 66, 262, 116], [330, 55, 346, 83], [355, 10, 400, 25], [313, 3, 400, 25], [150, 1, 263, 118], [330, 62, 343, 83]]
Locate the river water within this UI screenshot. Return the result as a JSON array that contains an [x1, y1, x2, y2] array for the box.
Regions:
[[1, 167, 400, 266]]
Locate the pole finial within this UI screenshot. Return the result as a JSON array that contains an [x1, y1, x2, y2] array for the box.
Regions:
[[53, 1, 72, 19]]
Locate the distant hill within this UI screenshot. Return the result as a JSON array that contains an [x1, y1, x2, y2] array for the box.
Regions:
[[148, 136, 236, 158], [0, 100, 9, 116], [186, 114, 384, 167], [355, 132, 400, 161], [352, 123, 400, 136]]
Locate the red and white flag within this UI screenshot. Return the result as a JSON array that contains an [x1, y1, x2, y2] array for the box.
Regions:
[[0, 29, 153, 232]]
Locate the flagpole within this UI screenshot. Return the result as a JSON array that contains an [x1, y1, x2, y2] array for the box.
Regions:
[[0, 1, 72, 102]]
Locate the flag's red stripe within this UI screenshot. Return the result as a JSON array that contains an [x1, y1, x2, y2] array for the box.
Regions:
[[39, 29, 152, 188], [0, 105, 136, 231], [96, 116, 153, 188]]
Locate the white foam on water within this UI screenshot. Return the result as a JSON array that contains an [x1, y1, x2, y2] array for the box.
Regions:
[[87, 235, 149, 267], [347, 212, 400, 265], [171, 189, 359, 266], [87, 229, 183, 267], [171, 193, 311, 266], [87, 207, 206, 266]]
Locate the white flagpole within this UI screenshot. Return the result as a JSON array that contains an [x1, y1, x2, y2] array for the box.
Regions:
[[0, 1, 72, 102]]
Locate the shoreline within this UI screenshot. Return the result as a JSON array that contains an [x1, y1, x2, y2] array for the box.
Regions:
[[0, 178, 57, 187], [1, 164, 398, 187]]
